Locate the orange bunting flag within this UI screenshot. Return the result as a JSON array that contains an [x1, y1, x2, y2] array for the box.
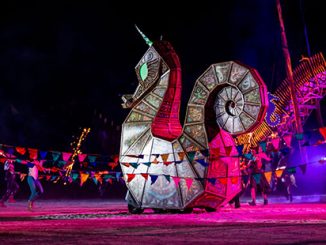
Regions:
[[121, 162, 131, 167], [62, 152, 72, 162], [224, 146, 233, 156], [80, 172, 89, 186], [127, 174, 136, 183], [185, 178, 193, 190], [275, 169, 284, 178], [141, 173, 149, 180], [94, 173, 103, 184], [177, 152, 185, 161], [219, 177, 228, 185], [231, 176, 239, 184], [173, 176, 181, 187], [28, 148, 38, 160], [161, 154, 169, 163], [16, 147, 26, 155], [319, 127, 326, 141], [264, 172, 272, 184]]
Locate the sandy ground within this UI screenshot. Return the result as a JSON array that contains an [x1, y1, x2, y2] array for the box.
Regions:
[[1, 198, 326, 244]]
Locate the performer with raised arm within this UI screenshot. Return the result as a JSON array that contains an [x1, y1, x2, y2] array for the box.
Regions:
[[18, 159, 48, 210]]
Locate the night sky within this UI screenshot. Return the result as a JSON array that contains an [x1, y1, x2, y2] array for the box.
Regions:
[[1, 0, 325, 155]]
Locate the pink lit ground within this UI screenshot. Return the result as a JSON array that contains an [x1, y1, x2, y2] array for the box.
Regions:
[[1, 197, 326, 244]]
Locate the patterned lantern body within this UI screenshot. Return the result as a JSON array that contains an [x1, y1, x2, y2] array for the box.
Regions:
[[120, 37, 268, 212]]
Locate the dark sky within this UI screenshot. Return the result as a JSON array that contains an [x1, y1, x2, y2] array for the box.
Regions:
[[0, 0, 325, 155]]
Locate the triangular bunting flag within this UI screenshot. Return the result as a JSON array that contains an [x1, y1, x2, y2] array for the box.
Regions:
[[72, 173, 79, 181], [62, 152, 72, 162], [40, 151, 47, 159], [207, 178, 216, 185], [141, 173, 149, 180], [259, 141, 267, 152], [187, 151, 196, 162], [151, 158, 159, 164], [115, 172, 121, 180], [185, 178, 193, 190], [231, 176, 239, 184], [236, 145, 244, 156], [219, 177, 228, 185], [224, 146, 233, 156], [319, 127, 326, 141], [46, 175, 52, 181], [164, 174, 171, 182], [80, 172, 89, 186], [177, 152, 185, 161], [161, 154, 169, 163], [152, 154, 160, 158], [94, 173, 103, 184], [295, 133, 304, 141], [88, 155, 96, 163], [173, 176, 181, 187], [275, 169, 284, 178], [142, 162, 152, 167], [52, 151, 61, 162], [127, 174, 136, 183], [299, 164, 307, 174], [129, 162, 139, 169], [121, 162, 131, 167], [271, 138, 280, 151], [196, 159, 208, 167], [108, 162, 118, 170], [163, 161, 173, 166], [16, 147, 26, 155], [150, 175, 158, 185], [264, 172, 272, 184], [283, 135, 292, 147], [175, 160, 182, 164], [243, 153, 253, 160], [78, 154, 87, 162], [253, 174, 261, 184], [28, 148, 38, 160]]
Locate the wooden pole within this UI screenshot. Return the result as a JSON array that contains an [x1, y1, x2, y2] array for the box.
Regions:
[[276, 0, 306, 162]]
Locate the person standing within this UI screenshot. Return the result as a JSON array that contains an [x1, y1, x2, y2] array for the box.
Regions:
[[0, 158, 19, 207], [248, 149, 271, 206], [25, 160, 46, 210]]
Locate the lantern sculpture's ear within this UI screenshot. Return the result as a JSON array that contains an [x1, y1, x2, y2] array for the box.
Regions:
[[135, 25, 153, 47]]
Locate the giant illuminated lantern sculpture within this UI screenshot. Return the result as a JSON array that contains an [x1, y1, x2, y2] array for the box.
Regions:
[[120, 27, 268, 213]]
